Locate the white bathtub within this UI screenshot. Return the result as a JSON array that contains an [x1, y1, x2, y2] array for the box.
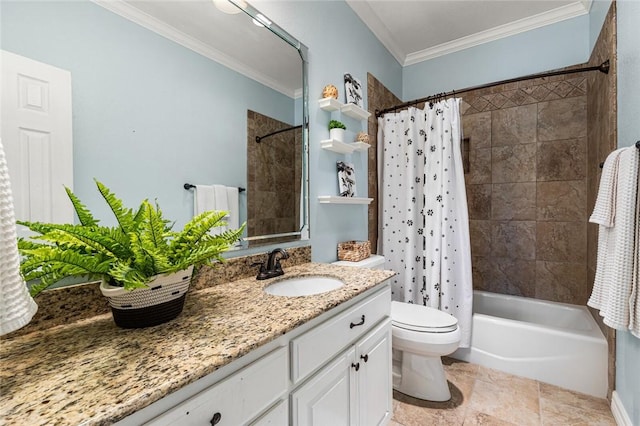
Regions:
[[451, 291, 608, 397]]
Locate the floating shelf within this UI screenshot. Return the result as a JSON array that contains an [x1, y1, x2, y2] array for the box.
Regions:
[[341, 103, 371, 120], [350, 142, 371, 152], [318, 196, 373, 205], [318, 97, 342, 112], [321, 139, 355, 154], [320, 140, 370, 154], [318, 98, 371, 120]]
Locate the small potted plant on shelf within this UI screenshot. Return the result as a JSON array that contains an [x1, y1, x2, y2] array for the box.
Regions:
[[329, 119, 347, 143], [17, 180, 244, 328]]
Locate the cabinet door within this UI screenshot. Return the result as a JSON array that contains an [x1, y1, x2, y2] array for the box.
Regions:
[[147, 347, 287, 426], [355, 319, 392, 426], [291, 348, 356, 426]]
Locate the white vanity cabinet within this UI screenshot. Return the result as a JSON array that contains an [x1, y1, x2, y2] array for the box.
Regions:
[[145, 347, 288, 426], [125, 282, 391, 426], [290, 286, 392, 426], [291, 319, 392, 426]]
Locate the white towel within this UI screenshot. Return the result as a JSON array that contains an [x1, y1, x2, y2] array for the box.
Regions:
[[193, 184, 240, 236], [0, 140, 38, 335], [590, 148, 624, 227], [194, 184, 216, 216], [588, 147, 639, 331], [629, 150, 640, 338], [226, 187, 239, 231]]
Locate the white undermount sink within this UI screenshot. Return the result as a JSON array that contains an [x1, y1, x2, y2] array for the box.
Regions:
[[264, 276, 345, 297]]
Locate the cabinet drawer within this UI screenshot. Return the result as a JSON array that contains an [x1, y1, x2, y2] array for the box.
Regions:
[[291, 287, 391, 383], [147, 347, 288, 426]]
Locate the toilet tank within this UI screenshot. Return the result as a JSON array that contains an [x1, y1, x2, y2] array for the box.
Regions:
[[332, 254, 385, 270]]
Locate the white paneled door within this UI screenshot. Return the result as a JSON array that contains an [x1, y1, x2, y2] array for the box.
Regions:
[[1, 50, 73, 237]]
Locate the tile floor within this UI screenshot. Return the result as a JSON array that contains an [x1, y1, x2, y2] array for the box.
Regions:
[[390, 358, 616, 426]]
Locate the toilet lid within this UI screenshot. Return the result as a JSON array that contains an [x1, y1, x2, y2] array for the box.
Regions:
[[391, 301, 458, 333]]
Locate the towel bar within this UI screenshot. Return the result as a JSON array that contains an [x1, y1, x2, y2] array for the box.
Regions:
[[184, 183, 245, 192]]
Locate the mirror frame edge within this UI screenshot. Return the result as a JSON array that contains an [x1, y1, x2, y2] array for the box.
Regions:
[[232, 1, 310, 244]]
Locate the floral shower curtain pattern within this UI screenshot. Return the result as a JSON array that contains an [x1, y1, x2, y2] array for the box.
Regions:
[[377, 99, 473, 347]]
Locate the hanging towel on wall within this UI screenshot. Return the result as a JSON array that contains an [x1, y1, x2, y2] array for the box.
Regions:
[[630, 165, 640, 337], [588, 146, 640, 334], [193, 184, 238, 235]]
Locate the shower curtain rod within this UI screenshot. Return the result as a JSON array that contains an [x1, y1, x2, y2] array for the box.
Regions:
[[375, 60, 610, 118], [255, 125, 302, 143]]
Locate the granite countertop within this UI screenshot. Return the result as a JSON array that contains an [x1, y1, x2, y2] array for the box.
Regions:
[[0, 263, 395, 425]]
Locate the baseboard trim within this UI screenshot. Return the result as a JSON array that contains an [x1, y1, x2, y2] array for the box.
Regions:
[[611, 391, 633, 426]]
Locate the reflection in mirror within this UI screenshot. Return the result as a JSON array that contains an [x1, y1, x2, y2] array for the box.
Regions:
[[247, 111, 302, 246], [0, 0, 309, 255]]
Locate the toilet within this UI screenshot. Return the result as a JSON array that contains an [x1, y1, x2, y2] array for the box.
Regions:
[[333, 255, 461, 402]]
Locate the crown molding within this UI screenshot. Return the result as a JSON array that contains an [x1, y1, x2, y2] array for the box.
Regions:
[[345, 0, 405, 66], [91, 0, 297, 98], [404, 1, 590, 66]]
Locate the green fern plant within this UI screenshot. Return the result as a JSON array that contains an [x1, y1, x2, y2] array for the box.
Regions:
[[18, 180, 244, 296]]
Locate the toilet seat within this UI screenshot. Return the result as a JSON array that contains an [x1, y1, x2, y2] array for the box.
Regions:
[[391, 301, 458, 333]]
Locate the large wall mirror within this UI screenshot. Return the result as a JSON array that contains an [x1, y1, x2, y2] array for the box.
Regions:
[[1, 0, 309, 253]]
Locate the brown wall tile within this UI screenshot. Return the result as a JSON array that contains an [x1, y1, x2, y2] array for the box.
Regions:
[[463, 111, 492, 149], [536, 261, 588, 304], [467, 184, 492, 220], [538, 96, 587, 141], [536, 221, 587, 262], [492, 221, 536, 260], [492, 144, 537, 183], [490, 257, 537, 297], [492, 182, 536, 220], [466, 148, 492, 184], [536, 180, 587, 221], [537, 138, 587, 181], [491, 104, 537, 146], [470, 220, 492, 257]]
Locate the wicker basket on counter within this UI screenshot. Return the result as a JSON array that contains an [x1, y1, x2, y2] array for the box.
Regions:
[[337, 240, 371, 262]]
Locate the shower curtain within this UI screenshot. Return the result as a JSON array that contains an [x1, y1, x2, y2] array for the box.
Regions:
[[378, 99, 473, 347]]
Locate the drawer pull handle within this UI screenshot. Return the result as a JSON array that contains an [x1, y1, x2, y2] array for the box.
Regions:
[[350, 315, 365, 329], [210, 412, 222, 425], [360, 354, 369, 363], [352, 362, 360, 371]]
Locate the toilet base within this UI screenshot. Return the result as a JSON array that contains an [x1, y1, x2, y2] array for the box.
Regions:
[[393, 351, 451, 402]]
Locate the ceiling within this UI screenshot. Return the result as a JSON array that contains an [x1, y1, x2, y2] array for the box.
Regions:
[[346, 0, 593, 66], [94, 0, 594, 97]]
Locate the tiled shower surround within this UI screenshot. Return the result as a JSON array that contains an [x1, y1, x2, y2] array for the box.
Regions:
[[247, 110, 302, 244], [461, 75, 590, 304]]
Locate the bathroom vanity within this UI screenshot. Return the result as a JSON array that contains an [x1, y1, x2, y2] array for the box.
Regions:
[[0, 263, 394, 425]]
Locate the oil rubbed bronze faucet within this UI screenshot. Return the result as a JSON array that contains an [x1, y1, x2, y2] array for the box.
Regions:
[[253, 248, 289, 280]]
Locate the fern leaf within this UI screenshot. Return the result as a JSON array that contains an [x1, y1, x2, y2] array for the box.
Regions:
[[18, 221, 131, 260], [109, 262, 150, 290], [95, 180, 136, 233], [170, 210, 228, 251], [64, 186, 99, 226]]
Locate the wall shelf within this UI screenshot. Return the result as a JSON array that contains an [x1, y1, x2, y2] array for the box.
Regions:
[[341, 103, 371, 120], [317, 98, 371, 121], [321, 140, 370, 154], [318, 97, 342, 112], [318, 196, 373, 205]]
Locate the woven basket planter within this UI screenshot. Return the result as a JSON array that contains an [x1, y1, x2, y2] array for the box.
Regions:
[[100, 266, 193, 328], [337, 241, 371, 262]]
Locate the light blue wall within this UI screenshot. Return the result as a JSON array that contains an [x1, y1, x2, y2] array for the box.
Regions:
[[615, 1, 640, 423], [402, 15, 590, 101], [589, 0, 613, 53], [253, 1, 403, 262], [1, 0, 294, 232]]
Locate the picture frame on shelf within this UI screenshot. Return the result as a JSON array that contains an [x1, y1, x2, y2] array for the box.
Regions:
[[337, 161, 357, 197], [344, 73, 363, 108]]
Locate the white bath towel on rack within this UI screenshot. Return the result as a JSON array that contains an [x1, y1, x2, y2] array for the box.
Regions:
[[193, 184, 238, 235], [588, 146, 639, 331], [629, 150, 640, 338], [590, 148, 624, 227]]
